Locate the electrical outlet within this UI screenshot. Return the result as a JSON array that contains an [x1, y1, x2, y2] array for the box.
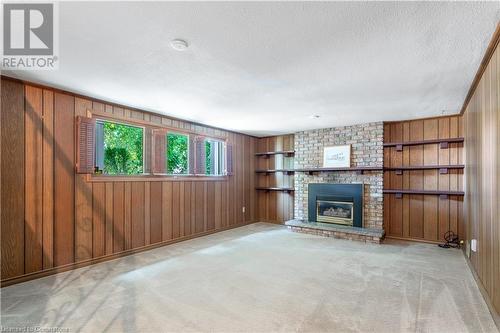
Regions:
[[242, 206, 246, 213], [471, 239, 477, 252]]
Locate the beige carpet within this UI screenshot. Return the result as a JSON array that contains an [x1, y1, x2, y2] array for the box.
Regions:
[[1, 222, 497, 333]]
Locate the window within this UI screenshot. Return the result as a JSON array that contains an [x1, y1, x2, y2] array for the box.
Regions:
[[205, 138, 225, 176], [95, 120, 144, 175], [167, 133, 189, 174]]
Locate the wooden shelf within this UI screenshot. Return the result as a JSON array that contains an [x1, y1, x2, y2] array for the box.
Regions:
[[255, 169, 295, 174], [294, 166, 383, 175], [256, 187, 294, 192], [384, 164, 464, 174], [255, 150, 295, 157], [383, 137, 464, 151], [383, 189, 464, 199]]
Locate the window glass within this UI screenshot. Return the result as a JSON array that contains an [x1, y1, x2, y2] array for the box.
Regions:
[[95, 120, 144, 175], [205, 139, 225, 176], [167, 133, 189, 174]]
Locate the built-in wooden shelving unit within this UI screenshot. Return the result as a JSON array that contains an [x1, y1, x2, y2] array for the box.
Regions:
[[256, 187, 295, 193], [255, 136, 295, 223], [383, 117, 465, 243], [383, 189, 465, 199], [294, 166, 383, 175], [383, 137, 464, 151], [255, 169, 295, 174], [384, 164, 465, 174], [255, 150, 295, 157]]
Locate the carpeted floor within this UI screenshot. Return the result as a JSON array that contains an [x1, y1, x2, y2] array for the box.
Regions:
[[1, 222, 497, 332]]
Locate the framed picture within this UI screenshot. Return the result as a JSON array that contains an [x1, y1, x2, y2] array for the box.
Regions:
[[323, 145, 351, 168]]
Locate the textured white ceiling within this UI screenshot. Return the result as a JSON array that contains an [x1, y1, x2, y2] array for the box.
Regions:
[[5, 1, 499, 136]]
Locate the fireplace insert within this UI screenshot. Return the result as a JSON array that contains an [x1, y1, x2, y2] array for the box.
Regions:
[[308, 183, 363, 228], [316, 200, 354, 226]]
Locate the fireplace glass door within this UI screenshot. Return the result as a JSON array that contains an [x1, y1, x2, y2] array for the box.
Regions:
[[316, 200, 354, 226]]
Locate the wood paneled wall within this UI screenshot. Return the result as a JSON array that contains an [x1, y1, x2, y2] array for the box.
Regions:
[[1, 77, 257, 284], [256, 135, 294, 223], [383, 116, 464, 243], [463, 39, 500, 315]]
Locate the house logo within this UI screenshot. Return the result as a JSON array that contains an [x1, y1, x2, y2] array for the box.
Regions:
[[2, 2, 58, 70]]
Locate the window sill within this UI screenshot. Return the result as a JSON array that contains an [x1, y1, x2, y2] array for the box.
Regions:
[[87, 174, 229, 182]]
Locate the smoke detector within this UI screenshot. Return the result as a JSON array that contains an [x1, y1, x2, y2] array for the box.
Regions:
[[170, 39, 189, 51]]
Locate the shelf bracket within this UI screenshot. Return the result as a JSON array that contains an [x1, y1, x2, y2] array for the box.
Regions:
[[439, 168, 448, 174], [440, 142, 449, 149], [395, 169, 403, 175], [396, 144, 403, 152]]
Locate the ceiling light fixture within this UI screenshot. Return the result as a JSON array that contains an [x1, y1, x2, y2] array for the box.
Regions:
[[170, 39, 189, 51], [309, 115, 320, 119]]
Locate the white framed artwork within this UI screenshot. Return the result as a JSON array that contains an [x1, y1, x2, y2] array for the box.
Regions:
[[323, 145, 351, 168]]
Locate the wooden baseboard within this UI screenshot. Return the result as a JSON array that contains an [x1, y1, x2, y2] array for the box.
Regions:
[[384, 235, 444, 245], [464, 256, 500, 330], [1, 221, 253, 287]]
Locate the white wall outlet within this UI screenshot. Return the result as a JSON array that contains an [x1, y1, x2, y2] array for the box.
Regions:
[[471, 239, 477, 252], [242, 206, 246, 213]]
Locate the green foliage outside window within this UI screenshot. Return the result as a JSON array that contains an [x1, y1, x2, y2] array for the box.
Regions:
[[205, 141, 212, 175], [103, 122, 143, 174], [167, 133, 188, 174]]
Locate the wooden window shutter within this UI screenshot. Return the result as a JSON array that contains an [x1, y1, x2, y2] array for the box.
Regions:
[[152, 129, 166, 174], [226, 143, 233, 175], [194, 136, 206, 175], [76, 116, 96, 174]]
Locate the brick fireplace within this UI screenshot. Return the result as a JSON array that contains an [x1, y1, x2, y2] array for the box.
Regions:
[[286, 122, 385, 243], [294, 122, 384, 230]]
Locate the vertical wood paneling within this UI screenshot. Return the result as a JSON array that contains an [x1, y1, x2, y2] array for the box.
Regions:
[[1, 80, 25, 279], [150, 182, 162, 244], [92, 183, 105, 257], [195, 182, 204, 233], [25, 85, 43, 273], [1, 77, 258, 285], [183, 182, 192, 236], [105, 182, 114, 255], [207, 182, 215, 230], [162, 182, 173, 241], [172, 182, 180, 238], [75, 98, 93, 261], [463, 42, 500, 315], [384, 116, 463, 243], [42, 89, 54, 269], [54, 92, 75, 266], [144, 182, 151, 244], [131, 182, 145, 248], [113, 182, 125, 253]]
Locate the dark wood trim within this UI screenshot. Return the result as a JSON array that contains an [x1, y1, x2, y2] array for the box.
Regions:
[[1, 75, 258, 138], [255, 150, 295, 156], [384, 164, 464, 171], [1, 221, 252, 287], [385, 236, 443, 245], [294, 166, 383, 175], [383, 137, 464, 148], [88, 174, 228, 182], [383, 189, 464, 196], [460, 22, 500, 115], [255, 169, 295, 174], [92, 111, 227, 140], [256, 187, 294, 192]]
